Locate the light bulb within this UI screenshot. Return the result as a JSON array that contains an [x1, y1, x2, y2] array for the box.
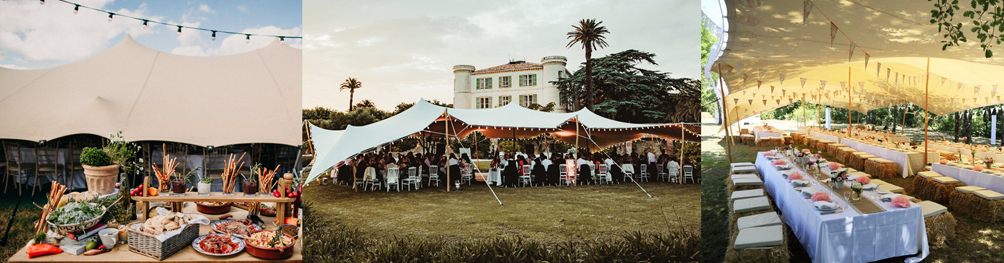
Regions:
[[108, 13, 113, 22], [279, 37, 285, 45], [73, 5, 79, 14], [211, 31, 216, 41], [142, 20, 148, 29], [245, 34, 250, 44], [40, 0, 44, 5], [176, 26, 182, 36]]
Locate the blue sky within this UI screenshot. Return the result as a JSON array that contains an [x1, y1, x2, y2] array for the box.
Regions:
[[0, 0, 302, 69]]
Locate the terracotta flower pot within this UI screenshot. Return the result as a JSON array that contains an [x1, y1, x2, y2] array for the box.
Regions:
[[83, 164, 119, 195]]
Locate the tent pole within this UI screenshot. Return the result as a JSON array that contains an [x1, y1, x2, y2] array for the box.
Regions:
[[716, 64, 733, 163], [848, 67, 853, 135], [817, 88, 822, 129], [802, 100, 806, 127], [679, 127, 685, 183], [924, 57, 930, 164], [446, 113, 450, 192], [574, 117, 579, 186], [902, 102, 909, 135]]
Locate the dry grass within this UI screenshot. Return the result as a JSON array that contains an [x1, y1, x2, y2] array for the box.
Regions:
[[303, 181, 698, 246]]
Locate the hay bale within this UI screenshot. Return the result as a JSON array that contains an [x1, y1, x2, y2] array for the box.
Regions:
[[924, 212, 957, 248], [948, 191, 1004, 222], [724, 220, 791, 263]]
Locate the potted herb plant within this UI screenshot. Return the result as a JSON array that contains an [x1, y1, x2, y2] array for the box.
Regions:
[[173, 167, 200, 196], [81, 147, 118, 195], [198, 175, 213, 196]]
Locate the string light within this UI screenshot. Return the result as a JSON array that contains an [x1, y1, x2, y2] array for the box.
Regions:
[[48, 0, 301, 43], [40, 0, 44, 5]]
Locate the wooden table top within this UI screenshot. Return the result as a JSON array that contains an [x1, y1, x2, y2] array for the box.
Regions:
[[8, 203, 301, 262], [132, 192, 294, 202]]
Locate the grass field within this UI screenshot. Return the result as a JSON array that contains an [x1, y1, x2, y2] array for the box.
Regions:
[[701, 120, 1004, 263], [304, 181, 697, 246]]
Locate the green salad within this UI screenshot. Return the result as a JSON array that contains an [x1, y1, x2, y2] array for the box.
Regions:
[[47, 202, 105, 225]]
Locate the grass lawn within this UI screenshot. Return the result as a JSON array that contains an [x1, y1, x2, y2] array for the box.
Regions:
[[702, 120, 1004, 262], [303, 181, 698, 246]]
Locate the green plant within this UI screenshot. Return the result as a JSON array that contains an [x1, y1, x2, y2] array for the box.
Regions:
[[200, 175, 213, 184], [103, 131, 138, 174], [178, 167, 201, 185], [80, 147, 110, 166], [498, 141, 522, 154], [243, 164, 261, 183]]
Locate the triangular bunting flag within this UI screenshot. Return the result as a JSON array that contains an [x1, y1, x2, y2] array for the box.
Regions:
[[782, 89, 787, 96], [803, 0, 813, 25], [820, 80, 827, 89], [800, 78, 808, 88], [830, 22, 838, 47], [743, 74, 748, 83], [748, 99, 753, 106], [864, 53, 870, 69], [895, 72, 899, 85], [849, 43, 855, 62], [757, 80, 762, 89], [886, 68, 891, 81], [993, 85, 998, 96], [763, 99, 768, 106], [758, 69, 764, 81], [840, 81, 847, 91], [976, 85, 982, 94], [734, 98, 739, 105], [779, 74, 786, 84], [776, 99, 781, 105], [877, 62, 882, 77], [959, 82, 964, 90], [770, 86, 775, 93], [858, 82, 865, 91], [941, 77, 947, 86]]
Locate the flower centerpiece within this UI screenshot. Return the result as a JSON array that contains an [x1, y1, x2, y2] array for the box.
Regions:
[[985, 157, 995, 170], [850, 182, 863, 200], [831, 169, 848, 190]]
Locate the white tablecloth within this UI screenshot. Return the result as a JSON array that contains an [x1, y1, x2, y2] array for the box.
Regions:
[[841, 139, 930, 177], [486, 168, 502, 186], [931, 163, 1004, 194], [756, 152, 928, 263], [754, 128, 783, 142]]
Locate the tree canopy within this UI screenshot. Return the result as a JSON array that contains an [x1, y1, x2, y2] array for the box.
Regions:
[[553, 49, 699, 123]]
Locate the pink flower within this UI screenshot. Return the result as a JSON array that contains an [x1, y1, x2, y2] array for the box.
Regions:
[[773, 160, 786, 165], [764, 152, 775, 157], [856, 176, 870, 184], [939, 159, 948, 164], [815, 154, 822, 159], [788, 172, 803, 180], [802, 149, 811, 153], [827, 162, 841, 170], [892, 196, 911, 208], [811, 192, 831, 202], [974, 165, 984, 172]]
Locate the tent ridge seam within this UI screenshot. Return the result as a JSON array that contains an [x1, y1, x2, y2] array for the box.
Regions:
[[123, 51, 161, 137], [0, 67, 57, 105]]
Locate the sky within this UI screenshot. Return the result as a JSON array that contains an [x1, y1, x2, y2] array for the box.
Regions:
[[303, 0, 701, 111], [0, 0, 302, 69]]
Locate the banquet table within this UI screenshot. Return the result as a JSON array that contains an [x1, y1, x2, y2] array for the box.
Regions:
[[753, 127, 783, 142], [841, 139, 932, 177], [486, 168, 502, 186], [755, 152, 928, 263], [931, 163, 1004, 194]]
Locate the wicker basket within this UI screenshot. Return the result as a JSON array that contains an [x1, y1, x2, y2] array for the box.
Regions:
[[47, 203, 106, 233], [126, 222, 199, 260]]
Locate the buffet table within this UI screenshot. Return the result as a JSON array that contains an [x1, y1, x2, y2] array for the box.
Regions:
[[8, 205, 302, 262], [755, 152, 928, 263], [931, 163, 1004, 194]]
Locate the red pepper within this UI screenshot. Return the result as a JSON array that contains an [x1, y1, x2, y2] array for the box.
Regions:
[[27, 243, 62, 258]]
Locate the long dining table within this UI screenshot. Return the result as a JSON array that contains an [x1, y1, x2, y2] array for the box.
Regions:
[[797, 127, 936, 177], [755, 152, 928, 263]]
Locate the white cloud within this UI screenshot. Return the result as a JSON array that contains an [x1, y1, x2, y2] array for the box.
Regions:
[[0, 0, 160, 64], [235, 5, 248, 13], [198, 4, 213, 13]]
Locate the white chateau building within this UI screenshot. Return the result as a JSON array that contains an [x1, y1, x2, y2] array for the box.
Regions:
[[453, 56, 570, 112]]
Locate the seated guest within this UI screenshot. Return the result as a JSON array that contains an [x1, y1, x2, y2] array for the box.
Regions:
[[547, 156, 561, 186], [448, 153, 460, 187], [532, 154, 547, 186], [666, 157, 681, 181], [577, 154, 593, 185], [502, 156, 520, 187]]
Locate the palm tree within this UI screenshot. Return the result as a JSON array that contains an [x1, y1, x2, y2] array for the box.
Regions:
[[340, 77, 362, 111], [566, 19, 609, 111], [354, 99, 375, 109]]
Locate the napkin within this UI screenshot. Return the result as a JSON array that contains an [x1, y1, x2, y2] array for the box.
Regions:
[[813, 201, 836, 210], [862, 183, 878, 190], [791, 180, 808, 186]]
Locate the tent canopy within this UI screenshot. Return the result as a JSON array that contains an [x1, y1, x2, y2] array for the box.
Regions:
[[711, 0, 1004, 127], [0, 35, 302, 146], [306, 99, 698, 182]]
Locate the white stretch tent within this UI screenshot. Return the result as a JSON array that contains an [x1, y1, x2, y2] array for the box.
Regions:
[[0, 35, 302, 146], [306, 99, 699, 182]]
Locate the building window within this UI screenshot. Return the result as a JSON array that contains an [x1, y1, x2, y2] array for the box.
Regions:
[[476, 77, 492, 90], [477, 96, 493, 109], [519, 74, 537, 87], [519, 94, 538, 107], [499, 76, 511, 88], [499, 95, 512, 106]]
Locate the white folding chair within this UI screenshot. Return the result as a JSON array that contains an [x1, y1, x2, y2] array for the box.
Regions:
[[385, 167, 400, 192], [401, 167, 418, 191], [596, 164, 609, 184], [461, 166, 473, 185], [414, 166, 423, 189], [428, 165, 440, 187], [520, 164, 532, 187], [656, 165, 668, 182], [622, 164, 635, 182], [639, 164, 649, 182], [666, 164, 680, 184], [558, 164, 567, 185], [683, 165, 695, 184], [364, 167, 380, 191]]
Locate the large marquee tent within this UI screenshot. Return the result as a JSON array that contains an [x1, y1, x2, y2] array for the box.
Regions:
[[306, 99, 699, 182], [0, 35, 302, 147], [708, 0, 1004, 129]]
